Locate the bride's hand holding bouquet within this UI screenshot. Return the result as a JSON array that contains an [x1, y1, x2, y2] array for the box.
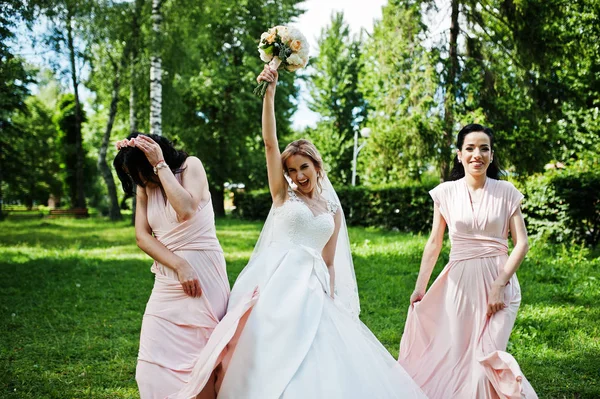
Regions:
[[257, 65, 279, 98]]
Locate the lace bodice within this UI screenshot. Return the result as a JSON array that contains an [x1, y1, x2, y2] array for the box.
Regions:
[[271, 190, 338, 252]]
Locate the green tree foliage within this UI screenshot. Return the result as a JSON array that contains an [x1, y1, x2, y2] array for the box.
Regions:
[[54, 94, 88, 208], [5, 97, 62, 208], [34, 0, 96, 208], [521, 168, 600, 246], [307, 11, 367, 185], [438, 0, 600, 176], [162, 0, 305, 215], [359, 0, 442, 183], [0, 1, 36, 216], [0, 56, 31, 213], [442, 1, 556, 176], [357, 0, 600, 183], [498, 0, 600, 167], [87, 0, 146, 221]]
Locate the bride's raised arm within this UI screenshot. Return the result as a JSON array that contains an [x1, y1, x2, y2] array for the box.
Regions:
[[258, 65, 288, 206]]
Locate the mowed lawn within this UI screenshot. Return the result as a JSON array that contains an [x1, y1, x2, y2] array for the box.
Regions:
[[1, 217, 598, 398]]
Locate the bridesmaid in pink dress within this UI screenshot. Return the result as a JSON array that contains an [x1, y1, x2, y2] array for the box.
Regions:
[[114, 133, 230, 399], [398, 124, 538, 398]]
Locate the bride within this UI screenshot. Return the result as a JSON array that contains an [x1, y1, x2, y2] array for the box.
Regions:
[[169, 66, 426, 399]]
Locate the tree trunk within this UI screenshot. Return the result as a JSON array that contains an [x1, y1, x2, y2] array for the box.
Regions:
[[150, 0, 163, 136], [98, 56, 123, 221], [66, 7, 87, 209], [130, 62, 138, 134], [210, 185, 225, 218], [0, 153, 4, 221], [441, 0, 460, 181], [129, 0, 144, 135], [27, 155, 34, 209], [129, 0, 145, 225]]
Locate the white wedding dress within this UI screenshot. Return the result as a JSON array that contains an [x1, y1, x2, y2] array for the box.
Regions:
[[171, 188, 427, 399]]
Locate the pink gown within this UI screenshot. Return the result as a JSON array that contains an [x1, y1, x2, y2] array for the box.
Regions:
[[136, 181, 230, 399], [398, 178, 538, 398]]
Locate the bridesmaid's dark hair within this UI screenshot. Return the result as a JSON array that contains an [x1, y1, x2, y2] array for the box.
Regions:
[[448, 124, 503, 181], [113, 132, 188, 196]]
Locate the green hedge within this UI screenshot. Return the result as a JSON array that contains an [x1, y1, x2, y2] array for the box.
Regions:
[[233, 183, 437, 233], [233, 171, 600, 246], [232, 189, 272, 221], [335, 185, 435, 232], [521, 169, 600, 246]]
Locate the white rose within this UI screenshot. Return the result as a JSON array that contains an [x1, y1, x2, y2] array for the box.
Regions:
[[259, 48, 273, 63], [300, 54, 309, 67], [289, 28, 308, 44], [277, 26, 290, 43], [286, 53, 302, 66]]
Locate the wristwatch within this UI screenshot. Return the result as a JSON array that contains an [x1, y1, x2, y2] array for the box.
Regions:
[[153, 161, 168, 174]]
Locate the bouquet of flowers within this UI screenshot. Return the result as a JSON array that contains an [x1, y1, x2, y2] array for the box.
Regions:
[[254, 25, 310, 97]]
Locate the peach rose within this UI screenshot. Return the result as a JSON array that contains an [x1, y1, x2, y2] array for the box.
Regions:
[[290, 39, 302, 52]]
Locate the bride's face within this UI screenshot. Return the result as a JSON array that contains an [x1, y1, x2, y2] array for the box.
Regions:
[[286, 154, 319, 195]]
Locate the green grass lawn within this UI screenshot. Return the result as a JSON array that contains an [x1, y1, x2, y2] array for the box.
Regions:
[[1, 217, 598, 398]]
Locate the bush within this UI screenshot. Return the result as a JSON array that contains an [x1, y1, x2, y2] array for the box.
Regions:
[[234, 171, 600, 247], [233, 183, 437, 233], [521, 169, 600, 246], [232, 189, 272, 220], [336, 184, 435, 232]]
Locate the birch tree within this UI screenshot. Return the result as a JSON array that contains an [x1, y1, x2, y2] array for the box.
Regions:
[[149, 0, 163, 136]]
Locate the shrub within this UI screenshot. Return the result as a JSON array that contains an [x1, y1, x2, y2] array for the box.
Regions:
[[233, 171, 600, 247], [521, 169, 600, 246], [232, 189, 272, 220], [234, 183, 436, 233]]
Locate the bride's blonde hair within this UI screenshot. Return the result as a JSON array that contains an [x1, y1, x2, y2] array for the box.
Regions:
[[281, 139, 324, 192]]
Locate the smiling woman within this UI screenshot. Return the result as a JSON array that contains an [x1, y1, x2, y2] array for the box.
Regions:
[[398, 124, 538, 398], [280, 139, 328, 213], [449, 124, 503, 181]]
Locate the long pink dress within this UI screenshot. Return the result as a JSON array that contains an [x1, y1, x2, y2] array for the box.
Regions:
[[136, 180, 230, 399], [399, 178, 538, 399]]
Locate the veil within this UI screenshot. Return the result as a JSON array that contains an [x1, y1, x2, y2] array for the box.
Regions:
[[239, 174, 361, 318], [320, 174, 361, 317]]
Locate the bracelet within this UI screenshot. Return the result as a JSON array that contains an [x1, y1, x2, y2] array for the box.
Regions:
[[153, 161, 168, 174], [154, 159, 165, 167]]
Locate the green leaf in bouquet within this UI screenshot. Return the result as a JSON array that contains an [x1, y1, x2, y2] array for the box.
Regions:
[[263, 45, 274, 55]]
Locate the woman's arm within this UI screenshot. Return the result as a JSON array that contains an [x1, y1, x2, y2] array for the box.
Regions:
[[133, 136, 206, 221], [410, 204, 447, 304], [487, 207, 529, 316], [258, 66, 288, 206], [134, 186, 202, 297], [322, 209, 343, 299]]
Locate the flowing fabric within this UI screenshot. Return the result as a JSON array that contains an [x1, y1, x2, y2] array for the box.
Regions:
[[136, 177, 230, 399], [321, 176, 360, 317], [398, 178, 537, 399], [170, 182, 426, 399]]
